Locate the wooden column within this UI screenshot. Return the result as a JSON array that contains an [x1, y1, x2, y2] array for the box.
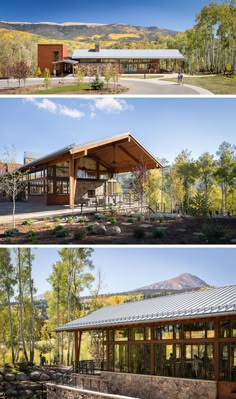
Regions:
[[215, 318, 220, 382], [150, 326, 155, 375], [69, 156, 75, 209], [74, 330, 83, 372], [74, 331, 79, 371]]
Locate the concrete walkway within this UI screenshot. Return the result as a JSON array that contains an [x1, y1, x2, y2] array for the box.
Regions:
[[0, 202, 84, 224]]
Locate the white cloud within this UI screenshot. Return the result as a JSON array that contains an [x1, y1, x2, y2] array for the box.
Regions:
[[59, 105, 85, 119], [24, 98, 85, 120], [92, 98, 134, 114]]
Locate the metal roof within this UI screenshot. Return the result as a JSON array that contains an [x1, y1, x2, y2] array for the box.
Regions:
[[56, 285, 236, 332], [19, 132, 161, 171], [72, 49, 184, 60], [52, 59, 78, 65]]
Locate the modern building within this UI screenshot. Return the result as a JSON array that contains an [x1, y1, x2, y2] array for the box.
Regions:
[[17, 132, 161, 208], [37, 43, 185, 75], [55, 285, 236, 399]]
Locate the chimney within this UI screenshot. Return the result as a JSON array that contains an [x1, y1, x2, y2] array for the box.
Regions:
[[95, 42, 100, 52]]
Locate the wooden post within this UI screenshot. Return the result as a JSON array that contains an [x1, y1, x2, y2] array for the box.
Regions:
[[74, 330, 82, 372], [74, 331, 79, 372], [69, 156, 75, 209]]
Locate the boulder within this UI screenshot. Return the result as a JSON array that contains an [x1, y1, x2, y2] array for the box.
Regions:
[[107, 226, 121, 235], [0, 375, 3, 382], [39, 373, 50, 381], [5, 388, 17, 397], [16, 372, 30, 381], [5, 373, 16, 382], [93, 224, 107, 235], [29, 371, 41, 381], [19, 390, 33, 397]]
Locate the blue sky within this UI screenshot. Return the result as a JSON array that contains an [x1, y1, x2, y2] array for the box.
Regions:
[[28, 248, 236, 296], [0, 97, 235, 165], [1, 0, 224, 31]]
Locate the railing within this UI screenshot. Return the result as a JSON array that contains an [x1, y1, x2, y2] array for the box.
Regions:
[[77, 194, 144, 212]]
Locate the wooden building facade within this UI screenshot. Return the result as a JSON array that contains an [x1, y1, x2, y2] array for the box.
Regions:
[[18, 133, 160, 207], [56, 285, 236, 399]]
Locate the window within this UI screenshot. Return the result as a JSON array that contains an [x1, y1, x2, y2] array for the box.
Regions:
[[53, 51, 59, 61], [130, 344, 151, 375], [114, 329, 128, 341], [56, 162, 69, 177], [219, 343, 236, 381], [56, 180, 69, 194], [184, 322, 206, 339], [130, 327, 145, 341], [78, 157, 98, 180], [114, 344, 128, 372], [88, 190, 96, 198]]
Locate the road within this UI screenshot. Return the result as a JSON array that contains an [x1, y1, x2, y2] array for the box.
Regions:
[[0, 76, 213, 95]]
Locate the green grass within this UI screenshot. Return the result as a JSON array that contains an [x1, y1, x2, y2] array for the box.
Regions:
[[162, 75, 236, 94], [33, 83, 92, 94]]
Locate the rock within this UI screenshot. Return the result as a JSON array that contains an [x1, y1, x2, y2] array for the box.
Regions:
[[120, 222, 133, 226], [19, 390, 33, 397], [16, 372, 30, 381], [0, 375, 3, 382], [29, 371, 41, 381], [107, 226, 121, 235], [5, 373, 16, 382], [93, 224, 107, 235], [139, 224, 152, 228], [192, 232, 205, 237], [5, 388, 17, 397], [39, 373, 50, 381], [51, 372, 63, 381], [231, 238, 236, 244], [176, 228, 187, 232]]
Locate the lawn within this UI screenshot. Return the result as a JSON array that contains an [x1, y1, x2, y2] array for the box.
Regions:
[[121, 74, 164, 79], [0, 211, 235, 245], [33, 83, 127, 94], [162, 75, 236, 94]]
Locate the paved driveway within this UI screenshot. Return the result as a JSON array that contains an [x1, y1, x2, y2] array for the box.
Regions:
[[0, 76, 213, 95]]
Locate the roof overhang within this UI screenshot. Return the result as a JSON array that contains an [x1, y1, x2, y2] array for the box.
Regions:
[[52, 59, 78, 65], [19, 133, 161, 173]]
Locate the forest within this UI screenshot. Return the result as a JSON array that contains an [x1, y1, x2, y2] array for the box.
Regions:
[[0, 248, 143, 366], [0, 1, 235, 78]]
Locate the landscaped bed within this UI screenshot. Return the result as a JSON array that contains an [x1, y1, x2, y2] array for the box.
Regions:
[[0, 211, 235, 245], [161, 75, 236, 94]]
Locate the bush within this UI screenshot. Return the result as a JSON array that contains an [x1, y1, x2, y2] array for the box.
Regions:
[[159, 216, 164, 223], [152, 229, 165, 239], [127, 217, 134, 223], [86, 224, 94, 232], [4, 228, 19, 237], [56, 230, 69, 238], [91, 74, 104, 90], [133, 228, 146, 240], [95, 213, 105, 220], [202, 223, 228, 244], [108, 217, 117, 225], [28, 229, 38, 243], [22, 219, 33, 226], [67, 216, 73, 223], [74, 229, 87, 240], [54, 217, 62, 223]]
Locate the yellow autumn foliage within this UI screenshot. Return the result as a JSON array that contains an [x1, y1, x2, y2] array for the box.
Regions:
[[108, 33, 140, 40]]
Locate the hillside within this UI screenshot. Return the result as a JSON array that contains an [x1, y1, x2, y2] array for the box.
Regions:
[[0, 21, 178, 42], [135, 273, 208, 291]]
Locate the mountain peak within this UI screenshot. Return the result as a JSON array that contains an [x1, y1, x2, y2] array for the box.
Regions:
[[135, 273, 208, 291]]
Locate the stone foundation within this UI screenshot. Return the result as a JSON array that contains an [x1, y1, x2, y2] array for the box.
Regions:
[[47, 383, 140, 399], [101, 372, 217, 399]]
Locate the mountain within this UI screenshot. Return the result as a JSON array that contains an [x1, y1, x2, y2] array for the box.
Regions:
[[0, 21, 178, 41], [134, 273, 208, 292]]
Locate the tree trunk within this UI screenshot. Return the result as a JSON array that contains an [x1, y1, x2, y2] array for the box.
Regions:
[[7, 290, 15, 364], [17, 249, 28, 362], [28, 249, 35, 364]]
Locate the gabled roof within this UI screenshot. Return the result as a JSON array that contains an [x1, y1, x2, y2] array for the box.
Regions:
[[56, 285, 236, 332], [19, 132, 161, 173], [72, 49, 184, 60]]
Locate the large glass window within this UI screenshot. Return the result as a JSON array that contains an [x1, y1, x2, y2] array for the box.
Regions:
[[56, 162, 69, 177], [130, 327, 145, 341], [184, 322, 206, 339], [155, 343, 214, 380], [130, 344, 151, 374], [114, 344, 128, 372], [220, 343, 236, 381], [220, 320, 236, 338], [154, 324, 182, 340]]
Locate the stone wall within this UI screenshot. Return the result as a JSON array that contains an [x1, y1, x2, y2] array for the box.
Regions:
[[75, 180, 105, 202], [101, 372, 217, 399], [47, 383, 140, 399]]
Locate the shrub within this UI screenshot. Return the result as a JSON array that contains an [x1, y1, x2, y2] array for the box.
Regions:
[[4, 228, 19, 237], [133, 228, 146, 240], [56, 230, 69, 238], [86, 224, 94, 232], [28, 229, 38, 243], [152, 229, 165, 239], [108, 217, 117, 225], [22, 219, 33, 226], [91, 74, 104, 90], [54, 217, 62, 223], [52, 225, 65, 235], [159, 216, 164, 223], [74, 229, 87, 240], [95, 213, 105, 220], [67, 217, 73, 223], [202, 223, 229, 244], [127, 217, 134, 223]]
